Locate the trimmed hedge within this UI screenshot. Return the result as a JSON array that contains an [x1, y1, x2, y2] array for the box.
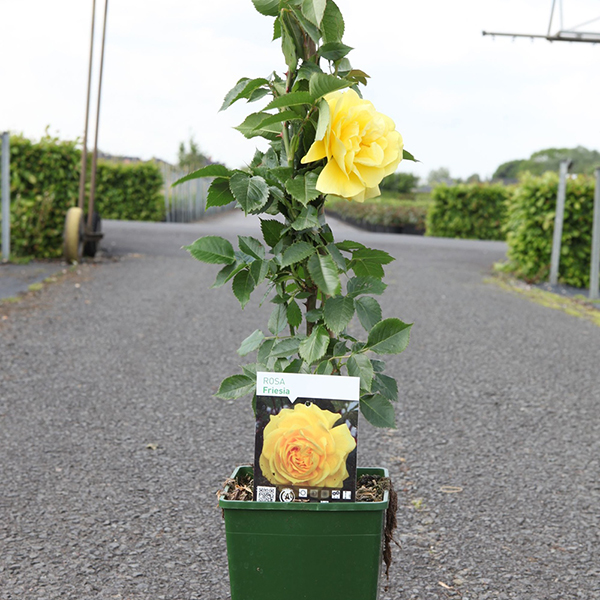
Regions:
[[95, 162, 163, 221], [505, 172, 596, 288], [426, 183, 510, 240], [3, 134, 164, 258], [326, 196, 428, 233]]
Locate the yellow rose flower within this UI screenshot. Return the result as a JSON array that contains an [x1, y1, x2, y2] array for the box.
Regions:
[[301, 89, 404, 203], [259, 402, 356, 488]]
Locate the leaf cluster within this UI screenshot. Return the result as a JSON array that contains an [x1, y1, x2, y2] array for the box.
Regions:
[[177, 0, 414, 428], [505, 172, 596, 288]]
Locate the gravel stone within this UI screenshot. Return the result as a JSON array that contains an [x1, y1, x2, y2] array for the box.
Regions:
[[1, 213, 599, 599]]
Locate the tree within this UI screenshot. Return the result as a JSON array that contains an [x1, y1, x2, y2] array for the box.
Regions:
[[493, 146, 600, 179], [427, 167, 452, 185], [178, 136, 210, 172], [379, 172, 419, 194]]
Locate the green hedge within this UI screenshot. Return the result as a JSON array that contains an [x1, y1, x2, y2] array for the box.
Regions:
[[426, 183, 510, 240], [326, 196, 428, 233], [95, 162, 164, 221], [505, 172, 596, 287], [3, 134, 164, 258]]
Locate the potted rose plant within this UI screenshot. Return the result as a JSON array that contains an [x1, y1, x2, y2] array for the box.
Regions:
[[176, 1, 416, 598]]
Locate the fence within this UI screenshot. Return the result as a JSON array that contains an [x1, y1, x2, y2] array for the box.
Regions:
[[160, 163, 233, 223]]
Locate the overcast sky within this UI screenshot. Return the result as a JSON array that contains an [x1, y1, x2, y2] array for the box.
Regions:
[[1, 0, 599, 181]]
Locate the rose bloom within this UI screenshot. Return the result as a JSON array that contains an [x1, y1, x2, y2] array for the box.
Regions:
[[259, 402, 356, 488], [301, 89, 404, 202]]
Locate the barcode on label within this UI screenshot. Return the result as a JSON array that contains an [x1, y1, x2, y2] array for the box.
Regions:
[[256, 486, 276, 502]]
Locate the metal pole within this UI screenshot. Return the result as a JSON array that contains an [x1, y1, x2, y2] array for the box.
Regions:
[[78, 0, 97, 211], [589, 168, 600, 300], [88, 0, 108, 230], [549, 160, 571, 286], [1, 132, 10, 260], [163, 164, 170, 223]]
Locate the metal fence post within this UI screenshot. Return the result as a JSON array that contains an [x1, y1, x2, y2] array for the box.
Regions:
[[1, 132, 10, 261], [589, 168, 600, 300], [549, 160, 571, 286]]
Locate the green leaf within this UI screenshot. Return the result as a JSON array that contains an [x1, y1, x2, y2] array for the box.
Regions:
[[250, 258, 270, 286], [173, 164, 232, 185], [281, 20, 299, 71], [366, 318, 412, 355], [309, 73, 351, 100], [299, 325, 330, 364], [301, 0, 327, 26], [346, 276, 386, 297], [220, 78, 250, 112], [372, 373, 398, 402], [211, 262, 244, 288], [290, 4, 321, 43], [251, 0, 280, 16], [297, 61, 324, 82], [315, 360, 334, 374], [264, 92, 314, 110], [242, 362, 263, 379], [403, 149, 419, 162], [306, 308, 323, 322], [323, 296, 355, 333], [291, 205, 320, 231], [185, 236, 235, 264], [281, 241, 316, 267], [360, 393, 396, 428], [268, 304, 288, 334], [321, 0, 345, 43], [315, 98, 330, 141], [284, 359, 310, 374], [347, 353, 374, 392], [271, 337, 302, 358], [307, 253, 341, 296], [273, 15, 282, 40], [354, 296, 382, 331], [285, 172, 321, 205], [206, 178, 236, 208], [319, 41, 353, 61], [235, 112, 282, 140], [260, 219, 286, 247], [257, 338, 276, 364], [287, 300, 303, 328], [232, 270, 256, 309], [268, 166, 294, 188], [216, 374, 255, 400], [371, 358, 386, 373], [336, 240, 366, 252], [350, 248, 395, 278], [221, 77, 269, 111], [326, 243, 347, 272], [254, 110, 300, 130], [346, 69, 370, 85], [238, 236, 265, 260], [229, 173, 269, 213], [238, 329, 265, 356]]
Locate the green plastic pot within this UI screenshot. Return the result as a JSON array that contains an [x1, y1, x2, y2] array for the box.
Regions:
[[219, 466, 389, 600]]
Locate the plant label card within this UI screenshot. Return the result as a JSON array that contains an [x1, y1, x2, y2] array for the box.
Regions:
[[254, 372, 360, 503]]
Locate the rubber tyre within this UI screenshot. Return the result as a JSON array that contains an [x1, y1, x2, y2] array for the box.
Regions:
[[64, 207, 83, 263], [83, 211, 102, 257]]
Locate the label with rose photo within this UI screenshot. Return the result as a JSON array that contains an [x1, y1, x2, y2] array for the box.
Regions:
[[254, 372, 360, 503]]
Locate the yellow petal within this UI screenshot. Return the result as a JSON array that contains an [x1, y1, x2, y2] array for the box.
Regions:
[[301, 139, 327, 164], [317, 159, 364, 199]]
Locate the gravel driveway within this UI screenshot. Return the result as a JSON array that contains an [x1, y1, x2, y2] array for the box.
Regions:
[[1, 212, 598, 599]]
